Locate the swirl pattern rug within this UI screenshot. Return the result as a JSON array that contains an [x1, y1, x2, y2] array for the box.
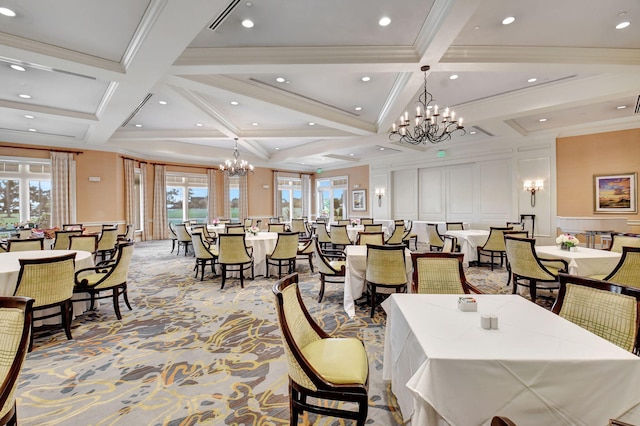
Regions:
[[16, 240, 527, 425]]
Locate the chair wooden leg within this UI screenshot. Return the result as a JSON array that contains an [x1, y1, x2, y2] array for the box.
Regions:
[[122, 285, 132, 310], [318, 275, 325, 303], [530, 279, 537, 303], [113, 288, 122, 320], [220, 265, 227, 289], [171, 240, 176, 253], [63, 300, 73, 340], [308, 254, 314, 272], [370, 284, 377, 318]]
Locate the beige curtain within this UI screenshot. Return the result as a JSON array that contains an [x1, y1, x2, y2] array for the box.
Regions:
[[124, 158, 136, 227], [207, 169, 217, 222], [273, 171, 281, 218], [141, 163, 151, 241], [240, 175, 248, 221], [223, 173, 230, 219], [153, 164, 167, 240], [50, 152, 76, 228], [302, 173, 311, 220]]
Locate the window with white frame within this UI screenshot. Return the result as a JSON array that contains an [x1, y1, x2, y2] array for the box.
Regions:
[[228, 176, 240, 219], [316, 176, 348, 221], [0, 158, 51, 229], [166, 173, 208, 224], [278, 177, 302, 222]]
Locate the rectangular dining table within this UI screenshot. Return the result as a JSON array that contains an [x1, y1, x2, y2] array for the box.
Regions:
[[535, 245, 622, 277], [382, 293, 640, 426], [443, 229, 489, 266]]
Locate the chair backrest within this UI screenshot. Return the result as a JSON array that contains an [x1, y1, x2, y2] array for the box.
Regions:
[[16, 229, 33, 240], [504, 236, 558, 281], [503, 230, 529, 239], [480, 226, 513, 251], [62, 223, 83, 231], [553, 273, 640, 352], [337, 220, 350, 226], [365, 244, 407, 286], [268, 223, 287, 233], [269, 217, 282, 224], [7, 238, 44, 252], [386, 223, 404, 245], [191, 231, 215, 259], [0, 296, 34, 424], [316, 224, 331, 244], [97, 228, 120, 252], [270, 232, 299, 260], [330, 225, 352, 245], [272, 273, 326, 391], [363, 224, 382, 233], [83, 242, 135, 290], [411, 252, 478, 294], [426, 223, 444, 248], [218, 233, 252, 264], [360, 218, 374, 225], [402, 220, 414, 241], [102, 224, 118, 231], [290, 218, 307, 235], [442, 235, 457, 253], [610, 233, 640, 253], [119, 224, 134, 241], [14, 253, 76, 308], [53, 229, 83, 250], [225, 224, 246, 234], [604, 246, 640, 287], [446, 222, 464, 230], [168, 222, 178, 238], [243, 218, 253, 229], [506, 221, 524, 231], [69, 234, 98, 253], [356, 232, 385, 246], [520, 214, 535, 238]]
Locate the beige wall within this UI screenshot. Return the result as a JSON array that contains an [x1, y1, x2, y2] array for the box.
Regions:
[[557, 128, 640, 233], [314, 165, 370, 217]]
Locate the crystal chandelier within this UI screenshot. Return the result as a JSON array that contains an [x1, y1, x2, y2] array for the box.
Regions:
[[219, 138, 254, 176], [389, 65, 465, 145]]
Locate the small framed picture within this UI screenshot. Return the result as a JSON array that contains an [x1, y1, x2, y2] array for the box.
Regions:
[[594, 173, 637, 213], [352, 189, 366, 211]]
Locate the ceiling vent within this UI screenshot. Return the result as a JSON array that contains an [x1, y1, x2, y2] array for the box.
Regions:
[[635, 95, 640, 115], [121, 93, 153, 127], [209, 0, 241, 31]]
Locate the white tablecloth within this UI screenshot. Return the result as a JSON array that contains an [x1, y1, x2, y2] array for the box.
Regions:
[[382, 294, 640, 426], [413, 221, 470, 243], [0, 250, 96, 323], [535, 245, 622, 277], [443, 229, 489, 266], [343, 245, 412, 317]]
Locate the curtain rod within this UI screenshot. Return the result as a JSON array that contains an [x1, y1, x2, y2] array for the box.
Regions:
[[0, 144, 83, 155], [272, 169, 313, 176]]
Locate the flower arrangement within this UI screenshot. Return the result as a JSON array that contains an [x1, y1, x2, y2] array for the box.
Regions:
[[350, 218, 359, 226], [556, 234, 579, 250], [212, 218, 220, 225], [248, 225, 260, 236]]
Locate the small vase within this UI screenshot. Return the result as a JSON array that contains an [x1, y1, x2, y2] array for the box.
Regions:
[[560, 243, 570, 251]]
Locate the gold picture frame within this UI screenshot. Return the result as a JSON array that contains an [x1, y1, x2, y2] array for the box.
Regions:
[[594, 173, 637, 213]]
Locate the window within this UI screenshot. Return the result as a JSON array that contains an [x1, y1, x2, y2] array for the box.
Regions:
[[166, 173, 208, 224], [278, 178, 302, 222], [228, 176, 239, 219], [0, 158, 51, 229], [316, 176, 348, 221]]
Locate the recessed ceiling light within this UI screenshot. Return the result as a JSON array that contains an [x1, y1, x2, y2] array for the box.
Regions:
[[301, 162, 305, 165], [18, 94, 31, 99], [616, 21, 630, 29], [538, 118, 547, 122], [24, 115, 34, 119], [308, 122, 315, 126], [449, 74, 459, 80], [470, 131, 477, 135], [276, 77, 286, 83], [275, 147, 280, 150], [10, 64, 25, 72], [349, 153, 354, 156], [242, 19, 254, 28], [354, 106, 362, 111], [135, 124, 143, 127], [28, 128, 37, 132], [230, 101, 239, 106], [502, 16, 515, 25], [252, 122, 259, 126], [379, 147, 385, 151], [158, 100, 167, 105], [0, 7, 16, 17], [473, 25, 480, 30], [378, 17, 391, 26], [195, 123, 203, 127], [246, 1, 253, 6], [361, 76, 371, 82], [527, 78, 537, 83], [617, 105, 627, 109]]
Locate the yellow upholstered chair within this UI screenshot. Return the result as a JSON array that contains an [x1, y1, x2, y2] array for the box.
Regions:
[[217, 233, 254, 289], [7, 238, 44, 252], [192, 224, 216, 245], [0, 296, 34, 425], [589, 246, 640, 287], [53, 229, 82, 250], [168, 222, 178, 253], [272, 273, 369, 425], [426, 223, 444, 251], [359, 218, 374, 225], [172, 224, 193, 256], [191, 231, 219, 281], [266, 232, 299, 278], [476, 226, 513, 271], [296, 239, 315, 272], [14, 253, 76, 347], [356, 232, 385, 246], [117, 224, 134, 242], [609, 233, 640, 253], [506, 221, 524, 231], [69, 234, 98, 258], [410, 252, 481, 294], [446, 222, 464, 230], [330, 225, 353, 249], [337, 220, 350, 226], [96, 228, 119, 262], [290, 218, 309, 240], [385, 223, 404, 245], [365, 244, 407, 317], [314, 237, 346, 303], [504, 236, 567, 303], [502, 230, 530, 287], [553, 273, 640, 353], [268, 223, 287, 233], [225, 224, 246, 234], [316, 223, 332, 250], [73, 242, 134, 320], [442, 235, 458, 253], [363, 224, 382, 233], [402, 220, 418, 251]]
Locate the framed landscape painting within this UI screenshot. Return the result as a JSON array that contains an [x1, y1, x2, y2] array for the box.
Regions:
[[352, 189, 366, 211], [594, 173, 637, 213]]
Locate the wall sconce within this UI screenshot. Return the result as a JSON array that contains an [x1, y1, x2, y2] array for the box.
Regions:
[[375, 187, 385, 207], [523, 180, 543, 207]]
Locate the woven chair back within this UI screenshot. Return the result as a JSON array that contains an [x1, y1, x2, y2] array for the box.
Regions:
[[330, 225, 352, 245], [504, 237, 556, 281], [446, 222, 464, 230], [412, 253, 466, 294], [218, 234, 251, 264], [290, 219, 307, 235], [610, 234, 640, 253], [360, 218, 374, 225], [225, 224, 246, 234], [481, 227, 513, 251], [426, 224, 443, 248], [191, 232, 216, 260], [365, 244, 407, 286], [15, 253, 75, 308], [442, 235, 457, 253], [270, 232, 299, 260], [363, 224, 382, 232], [69, 234, 98, 253], [386, 224, 404, 245], [93, 243, 134, 290], [53, 230, 82, 250], [356, 232, 385, 246], [97, 228, 120, 251], [269, 223, 287, 233], [7, 238, 44, 252], [316, 224, 331, 244], [606, 246, 640, 287]]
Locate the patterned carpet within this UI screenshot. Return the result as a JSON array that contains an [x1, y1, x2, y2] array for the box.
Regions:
[[16, 241, 532, 425]]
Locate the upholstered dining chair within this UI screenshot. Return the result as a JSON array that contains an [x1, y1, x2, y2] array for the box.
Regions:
[[53, 229, 82, 250], [401, 221, 417, 251], [191, 231, 219, 281], [426, 223, 444, 251], [69, 234, 99, 258], [192, 224, 216, 245], [169, 222, 178, 253], [296, 238, 315, 272], [363, 224, 382, 233], [476, 226, 513, 271], [359, 218, 374, 225], [272, 273, 369, 425], [337, 219, 350, 226], [316, 224, 332, 250], [330, 225, 353, 250], [609, 233, 640, 253], [96, 227, 120, 262], [290, 218, 309, 240], [442, 235, 458, 253], [266, 232, 299, 278], [0, 296, 34, 426], [502, 230, 530, 287], [589, 246, 640, 287], [506, 221, 524, 231], [385, 223, 404, 245], [410, 252, 481, 294], [7, 238, 44, 252], [365, 244, 407, 317], [504, 236, 568, 303], [446, 222, 464, 230], [217, 233, 254, 289], [117, 224, 134, 242], [225, 224, 246, 234], [62, 223, 83, 231], [172, 223, 192, 256], [313, 237, 346, 303], [73, 242, 134, 320], [553, 273, 640, 353], [268, 223, 286, 233], [14, 252, 76, 348], [356, 232, 385, 246]]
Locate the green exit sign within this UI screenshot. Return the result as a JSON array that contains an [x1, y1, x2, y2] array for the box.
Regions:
[[437, 150, 446, 158]]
